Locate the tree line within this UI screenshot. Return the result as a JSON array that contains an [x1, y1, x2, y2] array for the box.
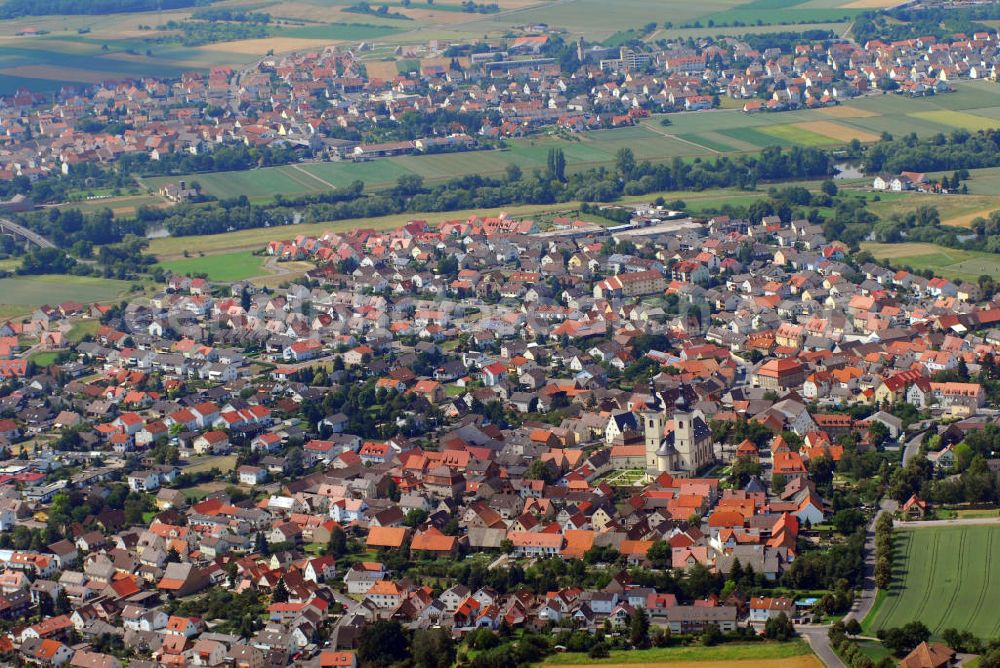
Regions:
[[0, 0, 212, 18]]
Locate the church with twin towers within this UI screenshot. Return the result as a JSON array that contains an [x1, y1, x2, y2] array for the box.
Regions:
[[642, 380, 714, 475]]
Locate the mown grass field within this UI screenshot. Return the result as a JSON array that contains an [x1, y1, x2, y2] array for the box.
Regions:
[[156, 251, 268, 282], [861, 242, 1000, 284], [864, 525, 1000, 639], [545, 641, 818, 666]]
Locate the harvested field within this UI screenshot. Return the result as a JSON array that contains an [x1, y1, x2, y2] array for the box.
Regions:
[[817, 106, 880, 118], [197, 37, 337, 54], [365, 60, 400, 79], [794, 120, 881, 142], [941, 207, 996, 229]]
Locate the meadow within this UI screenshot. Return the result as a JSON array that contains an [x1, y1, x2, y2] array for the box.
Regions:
[[156, 251, 268, 282], [864, 525, 1000, 639], [861, 242, 1000, 284], [0, 274, 132, 318]]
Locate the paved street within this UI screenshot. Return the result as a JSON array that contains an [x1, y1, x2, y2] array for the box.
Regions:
[[901, 431, 925, 467], [799, 500, 898, 667], [798, 626, 847, 668]]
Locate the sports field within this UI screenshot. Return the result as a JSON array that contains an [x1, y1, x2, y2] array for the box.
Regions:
[[861, 242, 1000, 284], [865, 525, 1000, 639]]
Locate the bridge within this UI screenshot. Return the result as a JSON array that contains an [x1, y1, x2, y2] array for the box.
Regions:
[[0, 218, 55, 249]]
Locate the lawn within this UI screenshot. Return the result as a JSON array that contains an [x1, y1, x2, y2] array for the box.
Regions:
[[861, 242, 1000, 284], [545, 641, 817, 666], [156, 251, 267, 282], [184, 454, 238, 475], [66, 320, 99, 343], [28, 351, 60, 367], [864, 525, 1000, 639]]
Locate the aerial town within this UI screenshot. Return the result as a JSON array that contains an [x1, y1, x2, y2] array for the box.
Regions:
[[0, 200, 996, 667], [3, 29, 999, 184], [0, 0, 999, 667]]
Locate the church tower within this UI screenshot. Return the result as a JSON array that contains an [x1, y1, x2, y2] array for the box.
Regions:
[[672, 390, 694, 470], [643, 380, 664, 469]]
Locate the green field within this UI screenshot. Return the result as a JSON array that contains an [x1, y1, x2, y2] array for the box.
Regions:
[[156, 251, 268, 282], [184, 454, 238, 475], [0, 275, 131, 313], [861, 242, 1000, 284], [704, 0, 860, 27], [865, 525, 1000, 639], [545, 641, 815, 665]]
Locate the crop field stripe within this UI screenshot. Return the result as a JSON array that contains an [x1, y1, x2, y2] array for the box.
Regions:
[[290, 164, 338, 190], [909, 528, 938, 625], [873, 528, 912, 630], [984, 529, 998, 635], [281, 166, 329, 192], [935, 527, 965, 633]]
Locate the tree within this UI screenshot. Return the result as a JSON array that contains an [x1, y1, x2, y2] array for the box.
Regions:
[[412, 628, 455, 668], [547, 148, 566, 182], [764, 612, 795, 641], [403, 508, 429, 527], [272, 577, 289, 603], [505, 162, 522, 182], [629, 607, 650, 648], [771, 474, 787, 494], [327, 526, 347, 557], [358, 620, 408, 668], [845, 618, 862, 637], [700, 623, 722, 646], [832, 508, 866, 535], [616, 147, 636, 179], [526, 458, 556, 483], [588, 641, 609, 659], [878, 622, 930, 657]]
